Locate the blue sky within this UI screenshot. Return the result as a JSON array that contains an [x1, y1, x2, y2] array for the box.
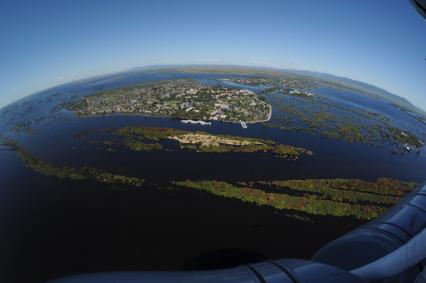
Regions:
[[0, 0, 425, 110]]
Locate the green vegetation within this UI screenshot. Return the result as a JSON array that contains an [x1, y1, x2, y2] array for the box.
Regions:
[[82, 167, 144, 187], [272, 144, 314, 159], [17, 148, 87, 181], [123, 139, 162, 151], [385, 127, 424, 148], [273, 101, 372, 144], [11, 121, 35, 134], [4, 138, 417, 221], [75, 126, 313, 159], [224, 75, 424, 152], [260, 178, 415, 205], [6, 140, 144, 187], [268, 178, 413, 197], [114, 126, 187, 140], [112, 126, 313, 159], [268, 97, 424, 151], [175, 179, 417, 220]]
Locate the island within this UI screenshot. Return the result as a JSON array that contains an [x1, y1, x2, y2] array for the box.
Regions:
[[4, 137, 416, 221], [175, 179, 416, 220], [74, 126, 314, 160], [68, 79, 271, 123]]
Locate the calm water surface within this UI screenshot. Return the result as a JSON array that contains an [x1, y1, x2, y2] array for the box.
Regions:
[[1, 71, 425, 283]]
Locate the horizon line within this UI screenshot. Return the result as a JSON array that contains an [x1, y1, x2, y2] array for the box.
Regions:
[[1, 63, 423, 113]]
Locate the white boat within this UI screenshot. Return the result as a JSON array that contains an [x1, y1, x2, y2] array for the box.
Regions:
[[181, 119, 211, 125]]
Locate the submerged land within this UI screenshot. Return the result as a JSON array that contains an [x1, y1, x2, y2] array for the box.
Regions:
[[221, 76, 424, 151], [4, 138, 417, 221]]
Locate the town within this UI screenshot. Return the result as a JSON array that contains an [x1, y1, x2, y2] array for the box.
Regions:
[[69, 79, 271, 124]]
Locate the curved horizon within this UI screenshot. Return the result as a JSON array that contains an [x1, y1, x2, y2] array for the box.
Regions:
[[2, 64, 423, 115], [1, 1, 425, 111]]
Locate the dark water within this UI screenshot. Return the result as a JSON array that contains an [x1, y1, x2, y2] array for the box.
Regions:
[[21, 114, 426, 182], [0, 70, 425, 283], [0, 148, 360, 283]]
